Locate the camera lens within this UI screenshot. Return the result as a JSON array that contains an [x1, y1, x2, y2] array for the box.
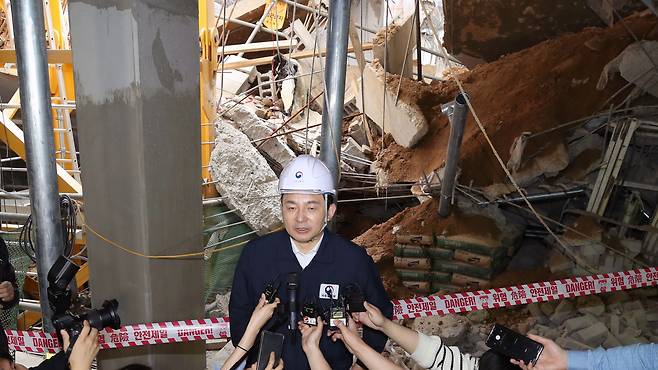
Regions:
[[85, 299, 121, 330]]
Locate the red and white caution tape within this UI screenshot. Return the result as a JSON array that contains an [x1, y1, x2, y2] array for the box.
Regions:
[[391, 267, 658, 320], [6, 317, 230, 353], [7, 267, 658, 353]]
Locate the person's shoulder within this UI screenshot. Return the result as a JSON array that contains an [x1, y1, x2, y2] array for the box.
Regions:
[[327, 232, 371, 259], [243, 230, 288, 253]]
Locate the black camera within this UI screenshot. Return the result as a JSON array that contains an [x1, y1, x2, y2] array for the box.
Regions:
[[47, 255, 121, 346], [301, 301, 320, 326], [52, 299, 121, 342], [342, 284, 365, 313], [262, 280, 280, 304]]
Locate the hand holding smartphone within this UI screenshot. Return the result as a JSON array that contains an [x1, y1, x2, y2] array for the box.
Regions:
[[256, 331, 285, 370], [486, 324, 544, 366]]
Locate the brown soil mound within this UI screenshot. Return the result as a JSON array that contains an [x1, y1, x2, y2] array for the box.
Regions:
[[354, 199, 501, 263], [378, 13, 658, 186]]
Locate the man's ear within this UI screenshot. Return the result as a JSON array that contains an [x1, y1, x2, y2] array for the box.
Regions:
[[327, 203, 337, 221]]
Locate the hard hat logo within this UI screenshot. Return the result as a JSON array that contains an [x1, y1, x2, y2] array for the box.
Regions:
[[278, 155, 336, 196]]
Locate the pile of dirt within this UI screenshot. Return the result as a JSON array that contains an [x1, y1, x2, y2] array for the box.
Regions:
[[377, 13, 658, 187], [353, 199, 501, 263]]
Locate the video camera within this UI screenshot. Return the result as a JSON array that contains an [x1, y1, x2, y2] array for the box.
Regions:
[[47, 255, 121, 345]]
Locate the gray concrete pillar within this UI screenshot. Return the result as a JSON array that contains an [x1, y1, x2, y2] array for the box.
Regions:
[[68, 1, 204, 368]]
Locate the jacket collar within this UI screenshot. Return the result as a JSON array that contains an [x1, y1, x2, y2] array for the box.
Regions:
[[278, 229, 334, 265]]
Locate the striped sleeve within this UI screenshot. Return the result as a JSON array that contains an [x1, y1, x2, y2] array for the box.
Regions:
[[411, 332, 479, 370]]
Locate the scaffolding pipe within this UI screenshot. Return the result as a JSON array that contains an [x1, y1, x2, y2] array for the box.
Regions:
[[0, 212, 29, 222], [10, 0, 65, 331], [19, 298, 42, 312], [478, 188, 587, 206], [319, 0, 350, 186], [237, 1, 277, 58], [415, 0, 423, 81], [438, 93, 468, 218]]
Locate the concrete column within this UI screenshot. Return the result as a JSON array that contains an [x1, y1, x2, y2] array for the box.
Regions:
[[68, 1, 204, 369]]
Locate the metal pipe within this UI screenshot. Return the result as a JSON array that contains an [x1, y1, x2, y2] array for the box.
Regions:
[[226, 18, 288, 39], [438, 93, 468, 218], [237, 0, 277, 58], [415, 0, 422, 81], [19, 298, 42, 312], [10, 0, 65, 331], [477, 188, 586, 206], [319, 0, 350, 187], [0, 212, 29, 222]]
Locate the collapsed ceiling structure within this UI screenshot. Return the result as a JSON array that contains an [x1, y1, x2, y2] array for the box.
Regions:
[[205, 0, 658, 366]]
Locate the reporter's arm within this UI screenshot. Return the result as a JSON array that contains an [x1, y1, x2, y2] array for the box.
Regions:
[[568, 343, 657, 370], [222, 295, 280, 370], [299, 318, 331, 370]]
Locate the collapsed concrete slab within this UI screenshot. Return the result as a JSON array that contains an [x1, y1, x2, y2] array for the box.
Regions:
[[221, 103, 296, 168], [372, 14, 416, 78], [598, 40, 658, 98], [210, 122, 282, 234], [342, 137, 370, 172], [355, 62, 428, 148]]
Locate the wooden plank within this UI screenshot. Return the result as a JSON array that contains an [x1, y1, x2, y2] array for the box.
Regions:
[[0, 49, 72, 64], [219, 40, 298, 56], [220, 43, 374, 70]]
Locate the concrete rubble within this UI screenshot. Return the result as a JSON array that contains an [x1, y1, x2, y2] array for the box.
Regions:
[[209, 121, 282, 234], [355, 62, 429, 148]]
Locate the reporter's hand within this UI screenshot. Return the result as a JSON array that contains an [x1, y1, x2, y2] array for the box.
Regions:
[[247, 294, 280, 332], [67, 321, 100, 370], [0, 281, 14, 302], [352, 301, 387, 331], [299, 317, 324, 354], [60, 329, 71, 352], [510, 334, 567, 370], [264, 352, 284, 370], [330, 318, 364, 355]]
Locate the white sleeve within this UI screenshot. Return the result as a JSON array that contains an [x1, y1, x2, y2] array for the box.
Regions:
[[411, 332, 479, 370]]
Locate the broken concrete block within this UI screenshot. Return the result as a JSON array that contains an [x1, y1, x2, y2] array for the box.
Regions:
[[598, 41, 658, 98], [532, 325, 561, 341], [342, 137, 370, 172], [564, 315, 597, 333], [550, 300, 575, 325], [466, 310, 489, 324], [222, 104, 296, 169], [574, 322, 609, 347], [609, 314, 621, 336], [215, 56, 257, 98], [617, 327, 647, 346], [210, 122, 282, 234], [287, 109, 322, 153], [576, 295, 605, 317], [540, 301, 557, 316], [372, 15, 416, 78], [348, 116, 369, 147], [412, 314, 469, 346], [620, 238, 643, 258], [555, 336, 592, 351], [548, 251, 574, 274], [603, 290, 630, 306], [602, 332, 622, 348], [527, 303, 544, 319], [355, 63, 428, 148]]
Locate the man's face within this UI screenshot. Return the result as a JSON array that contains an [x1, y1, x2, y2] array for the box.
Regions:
[[0, 359, 13, 370], [281, 193, 336, 244]]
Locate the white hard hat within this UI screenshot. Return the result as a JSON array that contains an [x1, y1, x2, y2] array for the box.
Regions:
[[278, 155, 336, 196]]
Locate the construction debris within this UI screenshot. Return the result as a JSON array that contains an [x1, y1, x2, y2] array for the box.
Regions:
[[356, 62, 429, 148], [598, 40, 658, 98], [372, 15, 416, 78], [209, 122, 282, 234]]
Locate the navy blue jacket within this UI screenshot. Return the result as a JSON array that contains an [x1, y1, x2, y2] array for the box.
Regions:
[[229, 230, 392, 370]]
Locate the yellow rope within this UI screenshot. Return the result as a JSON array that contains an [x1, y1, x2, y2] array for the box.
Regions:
[[80, 212, 249, 260]]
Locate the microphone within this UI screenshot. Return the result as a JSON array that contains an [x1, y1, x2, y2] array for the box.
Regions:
[[287, 272, 299, 338]]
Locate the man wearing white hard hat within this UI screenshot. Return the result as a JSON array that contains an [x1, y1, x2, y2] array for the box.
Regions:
[[229, 155, 392, 370]]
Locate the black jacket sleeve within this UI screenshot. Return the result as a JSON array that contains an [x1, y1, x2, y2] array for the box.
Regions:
[[0, 262, 19, 310], [29, 351, 68, 370], [228, 244, 257, 362], [358, 252, 393, 368], [0, 237, 19, 310]]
